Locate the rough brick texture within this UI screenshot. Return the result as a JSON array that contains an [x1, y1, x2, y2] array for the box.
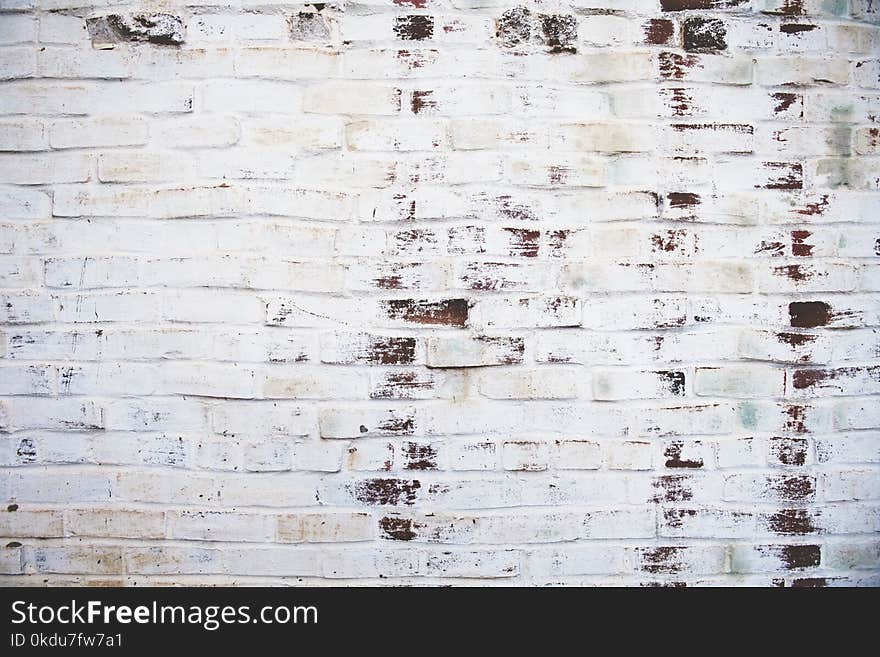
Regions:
[[0, 0, 878, 587]]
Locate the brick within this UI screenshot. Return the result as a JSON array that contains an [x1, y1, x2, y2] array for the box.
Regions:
[[756, 56, 849, 86], [634, 545, 726, 575], [202, 80, 302, 114], [658, 52, 753, 85], [320, 406, 417, 439], [695, 365, 786, 398], [731, 544, 821, 573], [791, 366, 880, 397], [304, 83, 401, 115], [448, 439, 498, 471], [0, 153, 90, 184], [49, 117, 149, 149], [502, 440, 550, 471], [67, 509, 165, 540], [0, 119, 46, 151], [263, 366, 369, 400], [426, 335, 524, 368], [593, 369, 686, 400], [0, 1, 875, 588]]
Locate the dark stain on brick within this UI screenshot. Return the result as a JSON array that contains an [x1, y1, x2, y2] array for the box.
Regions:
[[476, 336, 525, 364], [789, 301, 831, 328], [755, 240, 785, 256], [774, 475, 815, 500], [769, 509, 816, 534], [375, 275, 403, 290], [659, 52, 699, 80], [352, 478, 421, 505], [782, 404, 808, 433], [368, 337, 417, 365], [792, 368, 833, 390], [7, 504, 18, 512], [659, 370, 686, 395], [640, 546, 682, 574], [661, 0, 748, 8], [791, 577, 827, 587], [790, 230, 814, 256], [383, 298, 469, 327], [379, 516, 420, 540], [290, 12, 331, 42], [494, 195, 537, 222], [664, 441, 703, 468], [762, 162, 803, 190], [371, 371, 434, 399], [59, 366, 74, 393], [652, 229, 688, 253], [393, 228, 439, 254], [372, 263, 426, 290], [16, 438, 36, 463], [394, 15, 434, 41], [378, 413, 416, 435], [644, 18, 675, 45], [448, 225, 486, 255], [794, 194, 829, 216], [778, 544, 821, 569], [780, 22, 816, 33], [504, 227, 540, 257], [427, 482, 451, 497], [497, 6, 532, 48], [861, 127, 880, 151], [776, 331, 816, 348], [771, 92, 802, 117], [663, 507, 697, 529], [652, 581, 689, 587], [671, 123, 753, 134], [411, 90, 436, 114], [93, 13, 186, 46], [683, 16, 727, 52], [653, 475, 693, 502], [775, 264, 811, 282], [667, 192, 700, 208], [761, 0, 805, 14], [402, 442, 438, 470], [666, 87, 693, 116], [770, 437, 808, 466], [539, 14, 578, 54], [396, 49, 436, 70], [547, 165, 570, 185], [547, 229, 569, 256], [391, 193, 416, 222]]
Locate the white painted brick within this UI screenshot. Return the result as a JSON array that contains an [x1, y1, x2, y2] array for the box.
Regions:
[[38, 13, 88, 44], [0, 153, 90, 184], [304, 83, 401, 115], [202, 80, 302, 114], [0, 3, 875, 588], [695, 365, 786, 398], [593, 368, 685, 401], [606, 440, 654, 470], [0, 14, 36, 44], [49, 117, 149, 149], [0, 118, 46, 151], [480, 367, 581, 400]]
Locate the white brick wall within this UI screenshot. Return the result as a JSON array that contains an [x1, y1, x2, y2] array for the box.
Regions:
[[0, 0, 878, 587]]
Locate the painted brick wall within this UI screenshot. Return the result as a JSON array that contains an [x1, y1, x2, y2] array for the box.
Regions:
[[0, 0, 878, 586]]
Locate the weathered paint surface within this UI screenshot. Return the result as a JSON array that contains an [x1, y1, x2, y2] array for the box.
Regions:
[[0, 0, 878, 586]]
